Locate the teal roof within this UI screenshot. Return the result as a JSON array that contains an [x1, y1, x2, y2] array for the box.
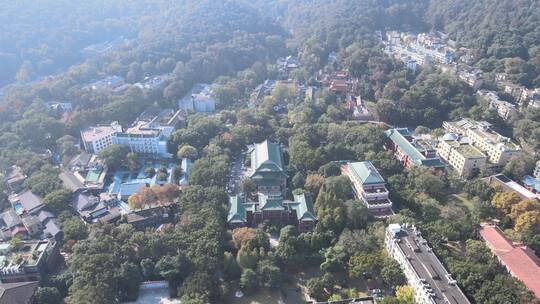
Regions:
[[385, 128, 445, 168], [290, 193, 317, 221], [420, 158, 446, 168], [348, 161, 385, 185], [227, 195, 247, 223], [258, 193, 285, 211], [251, 140, 285, 175]]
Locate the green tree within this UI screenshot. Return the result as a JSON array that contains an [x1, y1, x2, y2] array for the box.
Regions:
[[62, 218, 88, 241], [240, 269, 258, 292], [348, 252, 384, 278], [98, 144, 129, 169], [320, 245, 347, 273], [127, 152, 140, 172], [178, 145, 198, 160], [44, 188, 72, 214], [381, 258, 406, 287], [34, 287, 62, 304]]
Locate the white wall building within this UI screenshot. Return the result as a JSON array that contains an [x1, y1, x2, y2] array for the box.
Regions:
[[533, 160, 540, 179], [81, 122, 122, 154], [385, 224, 471, 304], [81, 109, 182, 158]]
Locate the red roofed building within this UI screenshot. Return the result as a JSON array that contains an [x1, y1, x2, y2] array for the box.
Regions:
[[479, 224, 540, 299]]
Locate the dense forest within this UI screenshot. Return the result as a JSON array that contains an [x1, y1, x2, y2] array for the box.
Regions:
[[426, 0, 540, 87], [1, 1, 540, 304]]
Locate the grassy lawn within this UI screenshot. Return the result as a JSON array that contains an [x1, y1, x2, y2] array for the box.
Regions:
[[448, 193, 476, 213], [225, 268, 318, 304], [225, 267, 370, 304]]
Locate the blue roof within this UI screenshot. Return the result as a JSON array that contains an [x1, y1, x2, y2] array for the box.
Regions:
[[522, 175, 540, 192]]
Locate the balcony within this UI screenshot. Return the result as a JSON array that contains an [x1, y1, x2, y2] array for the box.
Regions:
[[364, 197, 393, 210], [363, 187, 389, 199]]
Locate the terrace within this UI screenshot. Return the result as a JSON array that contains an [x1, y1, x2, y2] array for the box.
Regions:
[[455, 144, 485, 159]]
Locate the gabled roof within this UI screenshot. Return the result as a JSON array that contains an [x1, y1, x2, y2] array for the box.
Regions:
[[385, 128, 445, 168], [480, 225, 540, 299], [348, 161, 385, 185], [59, 171, 86, 192], [37, 210, 54, 223], [251, 140, 285, 174], [0, 281, 38, 304], [0, 210, 21, 229], [43, 220, 61, 237], [290, 193, 317, 221], [17, 191, 44, 213], [72, 193, 99, 212], [258, 193, 285, 211], [227, 195, 247, 223]]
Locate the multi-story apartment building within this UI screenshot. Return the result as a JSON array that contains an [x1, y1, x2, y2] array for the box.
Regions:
[[178, 83, 217, 113], [385, 224, 471, 304], [248, 140, 288, 197], [342, 161, 393, 217], [227, 192, 316, 232], [80, 122, 122, 154], [0, 239, 61, 283], [534, 160, 540, 179], [477, 90, 517, 121], [437, 133, 487, 177], [81, 109, 182, 158], [113, 109, 182, 158], [443, 118, 521, 172], [384, 128, 446, 171]]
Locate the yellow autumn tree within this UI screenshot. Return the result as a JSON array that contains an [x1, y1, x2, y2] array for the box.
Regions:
[[491, 192, 521, 214], [515, 211, 540, 233], [510, 199, 540, 220], [127, 194, 143, 210], [395, 285, 415, 304], [305, 173, 325, 196]]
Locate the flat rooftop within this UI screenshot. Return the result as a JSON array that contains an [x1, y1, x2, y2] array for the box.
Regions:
[[455, 144, 485, 159], [393, 226, 471, 304]]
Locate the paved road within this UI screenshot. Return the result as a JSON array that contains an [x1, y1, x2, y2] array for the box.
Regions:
[[227, 153, 247, 195]]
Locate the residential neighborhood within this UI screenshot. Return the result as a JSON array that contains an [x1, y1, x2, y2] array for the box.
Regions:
[[1, 1, 540, 304]]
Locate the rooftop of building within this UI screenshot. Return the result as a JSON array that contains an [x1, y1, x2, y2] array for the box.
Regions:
[[227, 192, 317, 223], [80, 122, 122, 142], [455, 144, 486, 159], [479, 225, 540, 299], [485, 174, 539, 200], [347, 161, 386, 186], [385, 128, 446, 168], [10, 191, 44, 215], [445, 118, 520, 150], [250, 140, 285, 174], [0, 281, 38, 304], [0, 240, 51, 270], [387, 224, 471, 304], [522, 175, 540, 192]]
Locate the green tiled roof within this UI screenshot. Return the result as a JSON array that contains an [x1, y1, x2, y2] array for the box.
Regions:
[[385, 128, 445, 168], [385, 128, 425, 163], [420, 158, 447, 168], [251, 140, 285, 174], [258, 193, 285, 211], [291, 193, 317, 221], [348, 161, 385, 185], [227, 195, 247, 223]]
